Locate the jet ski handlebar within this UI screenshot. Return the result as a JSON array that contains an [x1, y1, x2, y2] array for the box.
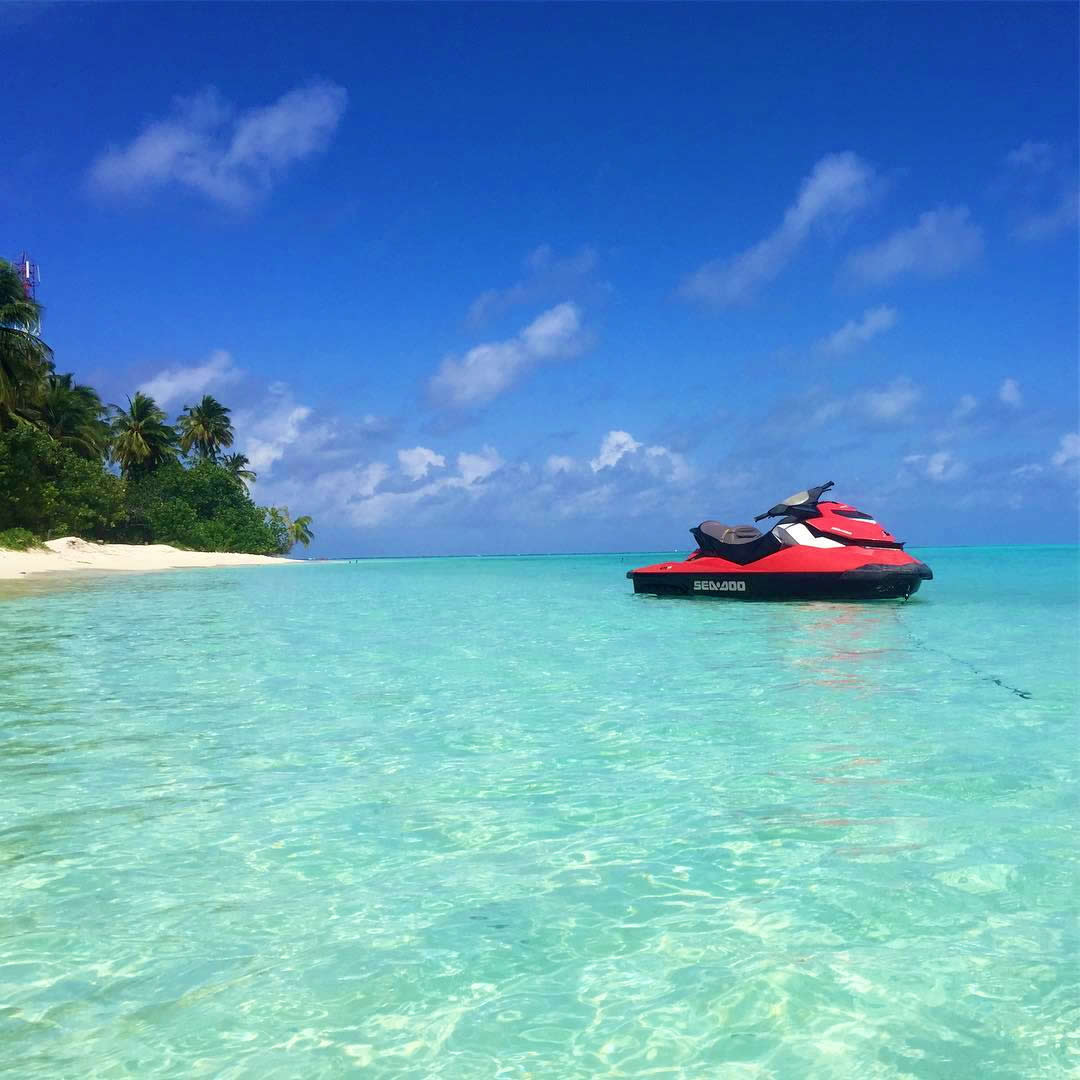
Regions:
[[753, 480, 835, 522]]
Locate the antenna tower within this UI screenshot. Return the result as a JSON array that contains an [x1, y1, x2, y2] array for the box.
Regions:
[[13, 252, 40, 299]]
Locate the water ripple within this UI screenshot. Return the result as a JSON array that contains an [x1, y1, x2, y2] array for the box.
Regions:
[[0, 550, 1076, 1077]]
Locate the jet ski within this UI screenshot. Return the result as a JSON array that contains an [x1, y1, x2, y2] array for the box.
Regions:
[[627, 482, 932, 600]]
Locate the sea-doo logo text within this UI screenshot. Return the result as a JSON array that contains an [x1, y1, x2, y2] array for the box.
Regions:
[[694, 580, 746, 592]]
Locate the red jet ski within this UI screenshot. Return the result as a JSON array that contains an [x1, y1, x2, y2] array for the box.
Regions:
[[628, 482, 932, 600]]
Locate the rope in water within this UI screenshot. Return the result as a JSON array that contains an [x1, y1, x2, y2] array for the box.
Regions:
[[892, 607, 1033, 700]]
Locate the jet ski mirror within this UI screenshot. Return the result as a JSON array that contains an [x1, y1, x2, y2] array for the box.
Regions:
[[754, 480, 834, 521]]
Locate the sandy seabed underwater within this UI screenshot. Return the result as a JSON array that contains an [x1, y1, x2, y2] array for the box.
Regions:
[[1, 546, 1076, 1078]]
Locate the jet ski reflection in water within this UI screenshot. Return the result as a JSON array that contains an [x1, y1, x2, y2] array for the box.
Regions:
[[627, 482, 932, 600]]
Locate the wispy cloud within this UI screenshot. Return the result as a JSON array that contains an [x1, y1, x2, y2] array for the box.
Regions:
[[903, 450, 967, 483], [398, 446, 446, 480], [238, 400, 315, 476], [811, 376, 922, 427], [846, 207, 983, 284], [468, 246, 599, 327], [680, 152, 877, 307], [952, 393, 977, 420], [329, 446, 505, 528], [590, 430, 641, 472], [994, 140, 1078, 241], [429, 302, 588, 408], [861, 377, 922, 420], [457, 446, 503, 485], [816, 305, 898, 355], [1051, 432, 1079, 467], [1006, 140, 1054, 173], [587, 430, 690, 483], [137, 348, 241, 409], [1014, 188, 1079, 241], [998, 377, 1022, 408], [89, 81, 347, 208], [545, 455, 575, 475]]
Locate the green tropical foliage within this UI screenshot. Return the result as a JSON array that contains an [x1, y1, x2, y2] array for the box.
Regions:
[[178, 394, 234, 461], [268, 507, 315, 552], [0, 268, 314, 554], [33, 373, 110, 460], [0, 527, 40, 550], [125, 460, 289, 555], [290, 514, 314, 548], [109, 393, 179, 478], [0, 426, 125, 540], [221, 453, 257, 482], [0, 259, 52, 429]]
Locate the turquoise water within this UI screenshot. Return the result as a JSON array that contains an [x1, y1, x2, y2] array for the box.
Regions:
[[1, 547, 1076, 1078]]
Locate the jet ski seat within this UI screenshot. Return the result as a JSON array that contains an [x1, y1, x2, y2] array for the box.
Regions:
[[689, 520, 783, 565], [695, 522, 762, 545]]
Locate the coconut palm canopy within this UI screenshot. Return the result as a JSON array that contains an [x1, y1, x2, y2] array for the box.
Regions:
[[0, 259, 53, 428], [109, 392, 179, 477], [35, 373, 110, 460], [290, 514, 314, 548], [178, 395, 234, 461], [222, 453, 257, 482]]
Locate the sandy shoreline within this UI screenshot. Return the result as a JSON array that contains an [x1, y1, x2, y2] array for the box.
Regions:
[[0, 537, 301, 580]]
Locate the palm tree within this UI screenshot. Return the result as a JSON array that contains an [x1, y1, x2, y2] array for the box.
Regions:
[[0, 259, 52, 429], [109, 392, 178, 477], [290, 514, 314, 549], [221, 452, 257, 482], [33, 373, 110, 460], [270, 506, 314, 552], [178, 395, 233, 461]]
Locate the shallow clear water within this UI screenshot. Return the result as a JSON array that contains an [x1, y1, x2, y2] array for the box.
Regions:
[[1, 547, 1076, 1078]]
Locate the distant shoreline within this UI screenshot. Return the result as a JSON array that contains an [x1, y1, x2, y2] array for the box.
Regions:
[[0, 537, 302, 581]]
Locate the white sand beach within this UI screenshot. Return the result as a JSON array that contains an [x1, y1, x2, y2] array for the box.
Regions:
[[0, 537, 300, 580]]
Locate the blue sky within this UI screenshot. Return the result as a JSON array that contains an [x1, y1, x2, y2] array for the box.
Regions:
[[4, 2, 1077, 555]]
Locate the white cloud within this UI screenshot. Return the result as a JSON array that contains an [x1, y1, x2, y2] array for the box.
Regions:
[[325, 446, 504, 528], [344, 489, 420, 528], [89, 81, 347, 208], [999, 377, 1023, 408], [1007, 141, 1053, 172], [359, 413, 394, 436], [1012, 463, 1044, 479], [859, 377, 921, 421], [519, 302, 586, 358], [817, 305, 898, 355], [1014, 188, 1079, 241], [590, 430, 641, 471], [457, 446, 503, 485], [904, 450, 967, 483], [429, 301, 587, 407], [1052, 432, 1080, 467], [430, 342, 523, 407], [312, 462, 388, 502], [467, 246, 597, 326], [926, 451, 965, 482], [236, 399, 314, 476], [397, 446, 445, 480], [137, 348, 241, 409], [545, 455, 576, 475], [681, 152, 876, 307], [643, 445, 692, 484], [457, 444, 503, 483], [585, 430, 691, 485], [952, 394, 977, 420], [846, 206, 983, 283], [811, 377, 922, 428]]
